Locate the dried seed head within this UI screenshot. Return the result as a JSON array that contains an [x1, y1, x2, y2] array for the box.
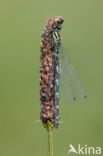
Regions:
[[40, 16, 64, 128]]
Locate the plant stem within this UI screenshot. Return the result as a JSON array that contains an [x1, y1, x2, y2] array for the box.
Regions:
[[48, 126, 53, 156]]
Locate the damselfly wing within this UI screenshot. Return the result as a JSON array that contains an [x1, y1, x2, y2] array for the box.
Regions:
[[60, 45, 87, 104]]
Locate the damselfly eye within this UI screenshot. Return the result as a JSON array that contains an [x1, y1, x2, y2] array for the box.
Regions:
[[53, 26, 61, 31], [53, 24, 61, 30], [57, 26, 61, 30], [53, 25, 57, 29]]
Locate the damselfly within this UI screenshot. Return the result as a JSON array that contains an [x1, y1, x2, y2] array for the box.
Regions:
[[52, 26, 87, 128]]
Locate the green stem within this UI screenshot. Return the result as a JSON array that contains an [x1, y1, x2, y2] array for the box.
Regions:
[[48, 126, 53, 156]]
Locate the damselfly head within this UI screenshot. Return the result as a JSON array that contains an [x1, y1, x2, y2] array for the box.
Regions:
[[52, 24, 62, 31], [52, 16, 64, 31], [46, 16, 64, 32]]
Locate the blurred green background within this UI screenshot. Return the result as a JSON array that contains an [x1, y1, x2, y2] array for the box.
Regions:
[[0, 0, 103, 156]]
